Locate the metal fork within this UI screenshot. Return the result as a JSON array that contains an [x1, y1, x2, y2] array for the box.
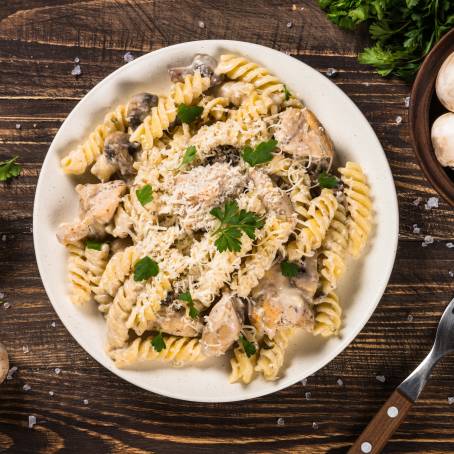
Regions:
[[349, 296, 454, 454]]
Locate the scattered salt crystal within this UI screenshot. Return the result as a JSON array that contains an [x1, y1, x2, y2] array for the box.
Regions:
[[49, 391, 54, 396], [22, 345, 29, 354], [312, 422, 319, 430], [23, 384, 31, 391], [425, 197, 439, 210], [15, 123, 21, 129], [364, 82, 370, 86], [33, 123, 37, 128], [376, 375, 386, 383], [305, 391, 311, 400], [7, 366, 18, 380], [412, 197, 422, 206], [412, 224, 421, 234], [83, 399, 89, 405], [422, 235, 434, 247], [0, 292, 4, 299], [3, 302, 10, 309], [448, 396, 454, 405], [198, 20, 205, 29], [286, 21, 293, 28], [447, 242, 454, 248], [51, 322, 56, 328], [277, 417, 285, 426], [54, 368, 61, 374], [1, 234, 6, 241], [407, 314, 414, 322], [28, 415, 36, 429], [123, 52, 134, 63], [292, 4, 297, 10], [395, 115, 402, 125], [326, 68, 337, 77], [337, 378, 344, 386], [71, 65, 81, 76], [74, 57, 80, 63], [405, 96, 410, 108], [301, 378, 307, 386]]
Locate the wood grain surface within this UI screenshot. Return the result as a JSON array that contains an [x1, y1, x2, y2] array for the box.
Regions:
[[1, 1, 454, 453]]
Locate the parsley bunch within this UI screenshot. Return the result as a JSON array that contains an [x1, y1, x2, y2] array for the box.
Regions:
[[210, 201, 265, 252], [319, 0, 454, 80]]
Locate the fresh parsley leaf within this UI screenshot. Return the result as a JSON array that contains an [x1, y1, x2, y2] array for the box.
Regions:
[[0, 156, 21, 182], [133, 256, 159, 282], [318, 172, 339, 189], [178, 291, 199, 319], [210, 201, 265, 253], [181, 145, 197, 166], [151, 332, 166, 352], [177, 104, 203, 124], [86, 239, 103, 251], [280, 260, 300, 278], [239, 334, 257, 357], [283, 85, 291, 101], [136, 184, 153, 206], [242, 139, 277, 166]]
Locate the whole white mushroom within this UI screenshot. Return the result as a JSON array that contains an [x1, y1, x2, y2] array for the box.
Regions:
[[436, 52, 454, 112], [432, 112, 454, 167], [0, 342, 9, 384]]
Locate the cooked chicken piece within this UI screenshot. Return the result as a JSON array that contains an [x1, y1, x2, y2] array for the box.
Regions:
[[56, 181, 127, 245], [166, 162, 247, 231], [218, 81, 255, 106], [201, 293, 244, 356], [290, 255, 319, 302], [127, 92, 158, 130], [250, 169, 294, 217], [250, 265, 315, 339], [274, 107, 334, 160], [168, 54, 223, 86], [91, 132, 137, 181]]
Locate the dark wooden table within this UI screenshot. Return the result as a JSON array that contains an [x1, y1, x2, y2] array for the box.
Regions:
[[1, 1, 454, 453]]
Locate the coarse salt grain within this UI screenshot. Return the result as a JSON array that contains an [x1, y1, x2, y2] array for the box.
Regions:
[[49, 391, 54, 396], [54, 368, 61, 374], [412, 197, 422, 206], [0, 292, 4, 299], [51, 322, 56, 328], [198, 20, 205, 29], [15, 123, 21, 129], [395, 115, 402, 125], [422, 235, 434, 247], [3, 302, 10, 309], [337, 378, 344, 386], [450, 271, 454, 278], [287, 21, 293, 28], [71, 65, 81, 76], [405, 96, 410, 108], [292, 4, 297, 10], [407, 314, 414, 322], [447, 242, 454, 248], [301, 378, 307, 386], [312, 422, 319, 430], [33, 123, 37, 128], [123, 52, 134, 63], [1, 235, 6, 241], [83, 399, 89, 405], [376, 375, 386, 383], [28, 415, 36, 429], [412, 224, 421, 234], [22, 345, 29, 354], [425, 197, 439, 210], [277, 417, 285, 425], [305, 391, 311, 400], [74, 57, 80, 63], [448, 397, 454, 405], [326, 68, 337, 77], [23, 384, 31, 391], [7, 366, 18, 380]]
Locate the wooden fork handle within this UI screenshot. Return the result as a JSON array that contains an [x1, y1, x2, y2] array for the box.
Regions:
[[348, 389, 413, 454]]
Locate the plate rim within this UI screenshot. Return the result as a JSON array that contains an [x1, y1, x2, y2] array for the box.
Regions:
[[33, 39, 399, 402]]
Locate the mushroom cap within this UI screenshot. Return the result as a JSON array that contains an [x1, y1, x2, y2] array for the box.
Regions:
[[0, 342, 9, 384], [431, 112, 454, 168], [436, 52, 454, 112]]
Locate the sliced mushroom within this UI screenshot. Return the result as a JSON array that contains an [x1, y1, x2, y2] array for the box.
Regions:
[[0, 342, 8, 384], [153, 300, 203, 337], [205, 145, 241, 166], [201, 293, 244, 356], [169, 54, 223, 86], [127, 92, 158, 130], [91, 132, 137, 181]]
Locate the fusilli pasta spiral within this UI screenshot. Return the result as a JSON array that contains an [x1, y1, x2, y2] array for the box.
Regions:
[[312, 292, 342, 337], [67, 242, 91, 306], [229, 345, 257, 384]]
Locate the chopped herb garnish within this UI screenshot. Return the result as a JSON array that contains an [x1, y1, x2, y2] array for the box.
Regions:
[[283, 85, 291, 101], [318, 172, 339, 189], [180, 145, 197, 167], [177, 104, 203, 124], [151, 332, 166, 352], [178, 291, 199, 319], [0, 156, 21, 182], [242, 139, 277, 166], [133, 256, 159, 282], [86, 239, 103, 251], [210, 200, 265, 252], [280, 260, 300, 278], [136, 184, 153, 206], [240, 334, 257, 357]]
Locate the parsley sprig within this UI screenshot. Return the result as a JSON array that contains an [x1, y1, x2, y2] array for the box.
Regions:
[[151, 332, 166, 352], [242, 139, 277, 167], [318, 172, 339, 189], [178, 292, 199, 319], [280, 260, 300, 278], [134, 256, 159, 282], [180, 145, 197, 167], [210, 201, 265, 253], [136, 184, 153, 206], [239, 335, 257, 357], [0, 156, 21, 182], [86, 239, 104, 251], [177, 104, 203, 124]]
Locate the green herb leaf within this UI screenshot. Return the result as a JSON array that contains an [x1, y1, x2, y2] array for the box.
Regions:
[[136, 184, 153, 206], [239, 334, 257, 357], [134, 256, 159, 282], [178, 291, 200, 319], [210, 201, 265, 253], [151, 332, 166, 352], [0, 156, 21, 182], [283, 85, 291, 101], [280, 260, 300, 278], [318, 172, 339, 189], [177, 104, 203, 124], [86, 239, 103, 251], [181, 145, 197, 166], [242, 139, 277, 166]]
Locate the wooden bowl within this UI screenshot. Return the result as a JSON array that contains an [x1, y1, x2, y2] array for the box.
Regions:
[[410, 27, 454, 206]]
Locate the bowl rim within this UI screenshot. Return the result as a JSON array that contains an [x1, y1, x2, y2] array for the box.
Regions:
[[33, 39, 399, 402], [409, 27, 454, 207]]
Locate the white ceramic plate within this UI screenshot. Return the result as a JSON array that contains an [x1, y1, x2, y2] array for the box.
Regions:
[[33, 40, 399, 402]]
